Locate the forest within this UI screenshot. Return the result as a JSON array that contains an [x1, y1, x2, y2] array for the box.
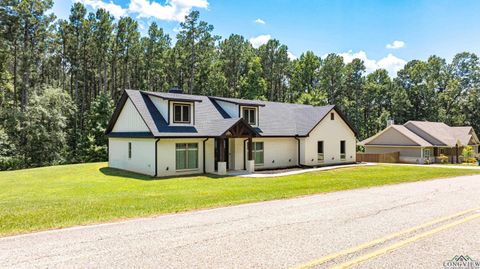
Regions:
[[1, 0, 479, 170]]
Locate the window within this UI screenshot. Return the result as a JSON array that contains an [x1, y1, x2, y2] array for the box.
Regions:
[[128, 142, 132, 159], [330, 113, 335, 120], [173, 103, 191, 123], [424, 148, 431, 159], [250, 142, 264, 166], [176, 143, 198, 170], [242, 107, 256, 125], [317, 141, 324, 162], [340, 140, 346, 160]]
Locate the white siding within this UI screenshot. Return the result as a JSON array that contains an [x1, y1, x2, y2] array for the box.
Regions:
[[150, 95, 169, 120], [215, 100, 239, 118], [303, 110, 357, 166], [109, 138, 155, 175], [112, 99, 150, 132], [246, 138, 298, 169], [156, 138, 206, 177]]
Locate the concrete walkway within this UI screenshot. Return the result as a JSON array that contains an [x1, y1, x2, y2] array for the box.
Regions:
[[239, 162, 375, 178]]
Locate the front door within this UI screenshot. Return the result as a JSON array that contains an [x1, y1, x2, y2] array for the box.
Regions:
[[214, 138, 229, 171]]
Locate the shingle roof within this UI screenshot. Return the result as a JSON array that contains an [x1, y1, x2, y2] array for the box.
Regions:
[[361, 121, 477, 147], [106, 90, 355, 138]]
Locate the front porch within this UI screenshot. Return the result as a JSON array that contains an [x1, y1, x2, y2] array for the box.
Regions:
[[213, 119, 258, 175], [428, 146, 462, 164]]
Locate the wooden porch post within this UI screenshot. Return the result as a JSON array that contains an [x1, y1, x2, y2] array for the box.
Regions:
[[247, 137, 253, 161], [455, 145, 459, 164], [219, 137, 225, 162]]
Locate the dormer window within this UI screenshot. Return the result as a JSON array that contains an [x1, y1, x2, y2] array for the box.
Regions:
[[242, 107, 257, 125], [173, 103, 191, 124]]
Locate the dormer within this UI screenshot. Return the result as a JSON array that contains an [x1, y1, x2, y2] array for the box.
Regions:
[[240, 106, 258, 127], [170, 101, 194, 126], [210, 97, 265, 127], [144, 88, 202, 127]]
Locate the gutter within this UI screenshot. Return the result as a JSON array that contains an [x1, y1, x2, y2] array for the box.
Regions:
[[294, 136, 304, 167], [154, 138, 160, 177], [203, 138, 209, 173]]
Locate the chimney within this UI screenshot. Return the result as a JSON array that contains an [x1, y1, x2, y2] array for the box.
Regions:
[[168, 87, 183, 94], [386, 119, 394, 127]]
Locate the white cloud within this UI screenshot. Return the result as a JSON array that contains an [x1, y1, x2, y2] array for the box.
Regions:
[[386, 40, 405, 49], [335, 50, 407, 76], [249, 34, 271, 48], [287, 51, 297, 60], [254, 18, 265, 24], [128, 0, 208, 22], [76, 0, 127, 18]]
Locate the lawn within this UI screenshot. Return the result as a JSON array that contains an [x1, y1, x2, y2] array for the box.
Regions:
[[1, 163, 480, 236]]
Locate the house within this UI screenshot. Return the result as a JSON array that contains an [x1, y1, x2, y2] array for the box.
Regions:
[[105, 89, 358, 177], [359, 121, 480, 164]]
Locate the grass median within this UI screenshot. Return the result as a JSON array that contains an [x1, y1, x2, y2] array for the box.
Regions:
[[1, 162, 479, 236]]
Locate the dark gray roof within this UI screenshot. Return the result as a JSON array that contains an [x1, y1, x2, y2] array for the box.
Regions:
[[106, 90, 355, 138]]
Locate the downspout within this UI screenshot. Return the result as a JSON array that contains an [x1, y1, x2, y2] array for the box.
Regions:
[[154, 138, 160, 177], [294, 136, 302, 167], [203, 138, 209, 174], [243, 138, 249, 170]]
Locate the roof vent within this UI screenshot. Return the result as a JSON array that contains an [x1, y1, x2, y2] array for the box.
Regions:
[[168, 87, 183, 94]]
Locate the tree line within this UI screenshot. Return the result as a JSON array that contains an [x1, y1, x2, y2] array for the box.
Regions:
[[1, 0, 479, 170]]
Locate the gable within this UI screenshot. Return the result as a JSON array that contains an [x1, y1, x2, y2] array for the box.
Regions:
[[309, 109, 356, 138], [368, 127, 419, 146], [112, 98, 150, 132]]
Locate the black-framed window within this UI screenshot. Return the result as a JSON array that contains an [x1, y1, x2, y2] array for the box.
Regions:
[[173, 103, 191, 123], [317, 141, 324, 162], [242, 107, 256, 125], [248, 142, 264, 166], [128, 142, 132, 159], [340, 140, 346, 160], [331, 113, 335, 120], [176, 143, 198, 170]]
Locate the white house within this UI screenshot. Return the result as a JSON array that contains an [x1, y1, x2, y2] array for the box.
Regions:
[[106, 89, 358, 177]]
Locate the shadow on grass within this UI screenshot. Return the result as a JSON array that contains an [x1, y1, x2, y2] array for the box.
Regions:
[[99, 167, 233, 181]]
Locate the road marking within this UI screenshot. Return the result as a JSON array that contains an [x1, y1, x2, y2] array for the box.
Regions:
[[331, 213, 480, 269], [290, 207, 480, 269]]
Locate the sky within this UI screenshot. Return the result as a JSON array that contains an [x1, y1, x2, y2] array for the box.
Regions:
[[50, 0, 480, 76]]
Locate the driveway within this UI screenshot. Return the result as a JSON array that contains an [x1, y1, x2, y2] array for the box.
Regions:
[[1, 175, 480, 269]]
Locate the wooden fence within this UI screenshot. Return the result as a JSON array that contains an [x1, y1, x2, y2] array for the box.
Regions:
[[356, 152, 400, 163]]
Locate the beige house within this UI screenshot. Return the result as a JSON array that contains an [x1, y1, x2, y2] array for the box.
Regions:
[[359, 121, 480, 164], [106, 89, 358, 177]]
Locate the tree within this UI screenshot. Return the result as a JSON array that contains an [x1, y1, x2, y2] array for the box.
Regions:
[[290, 51, 321, 99], [79, 92, 114, 162], [240, 57, 267, 100], [319, 54, 345, 106], [219, 34, 253, 97], [143, 22, 171, 92], [257, 39, 289, 101]]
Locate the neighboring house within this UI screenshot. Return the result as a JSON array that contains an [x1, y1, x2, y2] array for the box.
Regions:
[[359, 121, 480, 164], [105, 89, 358, 177]]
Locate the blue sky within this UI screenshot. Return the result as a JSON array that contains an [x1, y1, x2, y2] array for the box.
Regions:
[[51, 0, 480, 75]]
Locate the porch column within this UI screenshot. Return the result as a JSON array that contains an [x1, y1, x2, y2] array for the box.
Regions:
[[455, 145, 459, 164], [217, 137, 227, 175], [246, 136, 255, 173]]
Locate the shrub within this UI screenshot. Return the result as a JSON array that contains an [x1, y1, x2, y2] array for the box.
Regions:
[[438, 154, 449, 164]]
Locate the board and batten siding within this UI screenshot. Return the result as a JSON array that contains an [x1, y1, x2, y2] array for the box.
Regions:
[[109, 138, 156, 176], [301, 110, 357, 166], [112, 98, 150, 132]]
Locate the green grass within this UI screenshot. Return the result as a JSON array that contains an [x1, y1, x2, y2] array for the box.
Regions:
[[1, 163, 480, 236]]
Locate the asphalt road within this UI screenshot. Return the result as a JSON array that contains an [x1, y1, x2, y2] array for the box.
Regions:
[[1, 175, 480, 269]]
